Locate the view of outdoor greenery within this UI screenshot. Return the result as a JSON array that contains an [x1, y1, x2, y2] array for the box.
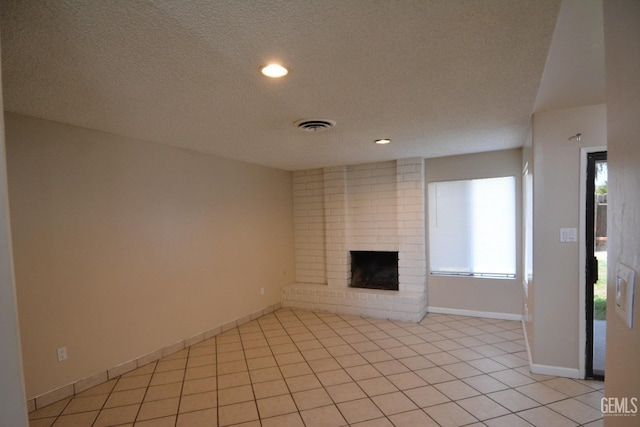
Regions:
[[594, 253, 607, 320], [594, 175, 607, 321]]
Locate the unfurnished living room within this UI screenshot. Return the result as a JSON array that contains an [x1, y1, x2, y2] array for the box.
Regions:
[[0, 1, 639, 426]]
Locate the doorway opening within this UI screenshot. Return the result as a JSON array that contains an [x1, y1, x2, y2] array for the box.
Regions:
[[585, 151, 607, 380]]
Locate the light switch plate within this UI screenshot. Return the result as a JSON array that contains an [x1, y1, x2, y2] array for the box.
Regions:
[[615, 263, 635, 329], [560, 228, 577, 243]]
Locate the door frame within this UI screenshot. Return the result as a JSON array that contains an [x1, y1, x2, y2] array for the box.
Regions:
[[578, 146, 607, 379]]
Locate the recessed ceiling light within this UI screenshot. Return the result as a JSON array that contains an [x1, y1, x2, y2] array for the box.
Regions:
[[260, 63, 289, 78], [375, 139, 391, 145]]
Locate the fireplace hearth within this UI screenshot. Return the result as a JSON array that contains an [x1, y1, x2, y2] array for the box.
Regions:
[[350, 251, 399, 291]]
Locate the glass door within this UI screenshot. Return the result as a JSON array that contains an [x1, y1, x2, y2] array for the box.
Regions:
[[585, 151, 607, 379]]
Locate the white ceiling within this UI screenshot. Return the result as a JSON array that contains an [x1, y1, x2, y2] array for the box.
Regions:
[[0, 0, 604, 171]]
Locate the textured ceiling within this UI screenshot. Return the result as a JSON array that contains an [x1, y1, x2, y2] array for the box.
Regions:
[[0, 0, 565, 170]]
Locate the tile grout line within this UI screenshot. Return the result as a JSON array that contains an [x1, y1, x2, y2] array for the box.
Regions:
[[283, 310, 350, 425], [27, 309, 605, 427], [215, 336, 219, 427], [89, 374, 118, 426], [43, 390, 74, 426], [380, 315, 464, 426], [131, 360, 159, 425], [260, 309, 309, 425], [290, 309, 357, 426], [276, 309, 326, 425], [266, 310, 588, 425], [329, 312, 401, 426], [293, 310, 410, 426], [173, 345, 190, 427], [238, 320, 262, 424]]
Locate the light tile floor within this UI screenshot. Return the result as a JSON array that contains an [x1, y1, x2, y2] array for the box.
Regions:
[[28, 309, 605, 426]]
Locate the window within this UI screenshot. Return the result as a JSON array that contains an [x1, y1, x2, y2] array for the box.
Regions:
[[428, 176, 516, 278], [523, 164, 533, 289]]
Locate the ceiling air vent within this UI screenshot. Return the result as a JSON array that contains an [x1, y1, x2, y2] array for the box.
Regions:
[[294, 118, 336, 132]]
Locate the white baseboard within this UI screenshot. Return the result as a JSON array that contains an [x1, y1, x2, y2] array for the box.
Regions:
[[522, 319, 581, 379], [530, 364, 581, 379], [522, 318, 534, 366], [28, 302, 282, 412], [427, 306, 522, 321]]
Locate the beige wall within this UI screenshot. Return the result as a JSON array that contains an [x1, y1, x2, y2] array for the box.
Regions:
[[0, 57, 29, 425], [5, 113, 295, 399], [425, 149, 523, 316], [603, 1, 640, 424], [530, 103, 606, 372]]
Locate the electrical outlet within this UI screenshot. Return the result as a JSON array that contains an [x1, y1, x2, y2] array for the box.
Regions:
[[260, 287, 265, 296], [57, 346, 67, 362]]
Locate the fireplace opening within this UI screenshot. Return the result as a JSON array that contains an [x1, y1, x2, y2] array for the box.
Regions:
[[350, 251, 399, 291]]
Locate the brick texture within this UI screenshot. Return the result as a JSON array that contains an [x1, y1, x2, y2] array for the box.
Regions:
[[290, 159, 427, 320]]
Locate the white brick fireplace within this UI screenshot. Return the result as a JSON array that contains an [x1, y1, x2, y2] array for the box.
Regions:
[[282, 158, 428, 322]]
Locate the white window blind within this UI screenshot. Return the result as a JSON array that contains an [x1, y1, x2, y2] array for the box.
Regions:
[[428, 176, 516, 278]]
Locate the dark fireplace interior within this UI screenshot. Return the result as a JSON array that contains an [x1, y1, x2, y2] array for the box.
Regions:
[[350, 251, 399, 291]]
